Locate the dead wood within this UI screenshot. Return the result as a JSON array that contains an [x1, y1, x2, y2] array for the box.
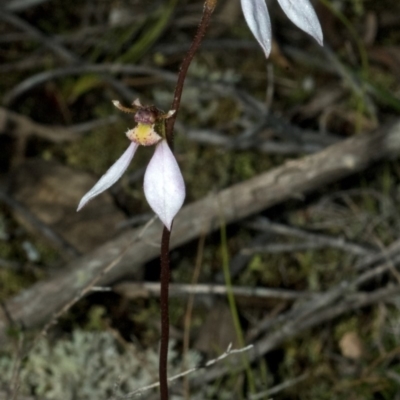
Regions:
[[0, 107, 80, 143], [189, 283, 400, 389], [185, 247, 400, 387], [1, 120, 400, 343], [113, 281, 311, 301]]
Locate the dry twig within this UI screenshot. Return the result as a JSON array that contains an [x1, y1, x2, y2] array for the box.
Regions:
[[245, 217, 375, 256], [115, 344, 254, 399], [114, 282, 313, 301]]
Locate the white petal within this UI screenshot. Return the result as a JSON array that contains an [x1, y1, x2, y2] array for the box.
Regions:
[[77, 142, 138, 211], [144, 141, 185, 230], [240, 0, 272, 57], [277, 0, 323, 45]]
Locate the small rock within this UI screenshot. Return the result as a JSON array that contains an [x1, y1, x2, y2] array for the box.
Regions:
[[339, 331, 363, 360], [194, 302, 239, 357]]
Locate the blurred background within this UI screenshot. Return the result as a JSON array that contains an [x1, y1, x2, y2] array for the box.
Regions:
[[1, 0, 400, 398]]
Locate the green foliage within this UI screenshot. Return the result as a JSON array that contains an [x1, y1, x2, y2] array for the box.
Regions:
[[67, 75, 105, 103], [118, 0, 178, 63], [84, 306, 107, 331]]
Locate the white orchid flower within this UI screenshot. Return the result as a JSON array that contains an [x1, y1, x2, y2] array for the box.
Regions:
[[77, 99, 185, 231], [241, 0, 323, 57]]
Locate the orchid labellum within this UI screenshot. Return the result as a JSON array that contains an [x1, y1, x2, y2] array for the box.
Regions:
[[77, 99, 185, 231], [240, 0, 323, 57]]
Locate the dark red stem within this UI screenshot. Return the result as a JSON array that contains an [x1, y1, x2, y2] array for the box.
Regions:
[[159, 227, 171, 400], [159, 2, 216, 400], [165, 3, 215, 146]]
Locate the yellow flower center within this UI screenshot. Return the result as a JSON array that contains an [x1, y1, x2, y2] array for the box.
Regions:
[[126, 123, 162, 146]]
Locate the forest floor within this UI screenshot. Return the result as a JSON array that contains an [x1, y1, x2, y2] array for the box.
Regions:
[[1, 0, 400, 399]]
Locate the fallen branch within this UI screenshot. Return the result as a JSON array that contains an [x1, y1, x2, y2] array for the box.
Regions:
[[245, 217, 375, 256], [24, 217, 157, 357], [1, 121, 400, 342], [0, 107, 80, 143]]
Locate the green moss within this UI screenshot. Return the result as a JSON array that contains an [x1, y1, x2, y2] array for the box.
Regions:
[[0, 269, 31, 300], [64, 125, 125, 173], [84, 306, 107, 331]]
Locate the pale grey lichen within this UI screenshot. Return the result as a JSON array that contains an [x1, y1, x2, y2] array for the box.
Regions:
[[0, 330, 202, 400]]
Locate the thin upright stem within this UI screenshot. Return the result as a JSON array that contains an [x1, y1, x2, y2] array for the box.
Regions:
[[159, 226, 171, 400], [165, 1, 216, 145], [159, 2, 217, 399]]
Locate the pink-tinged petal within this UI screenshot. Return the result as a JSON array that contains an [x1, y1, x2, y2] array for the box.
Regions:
[[240, 0, 272, 57], [77, 142, 138, 211], [144, 141, 185, 230], [277, 0, 323, 45]]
